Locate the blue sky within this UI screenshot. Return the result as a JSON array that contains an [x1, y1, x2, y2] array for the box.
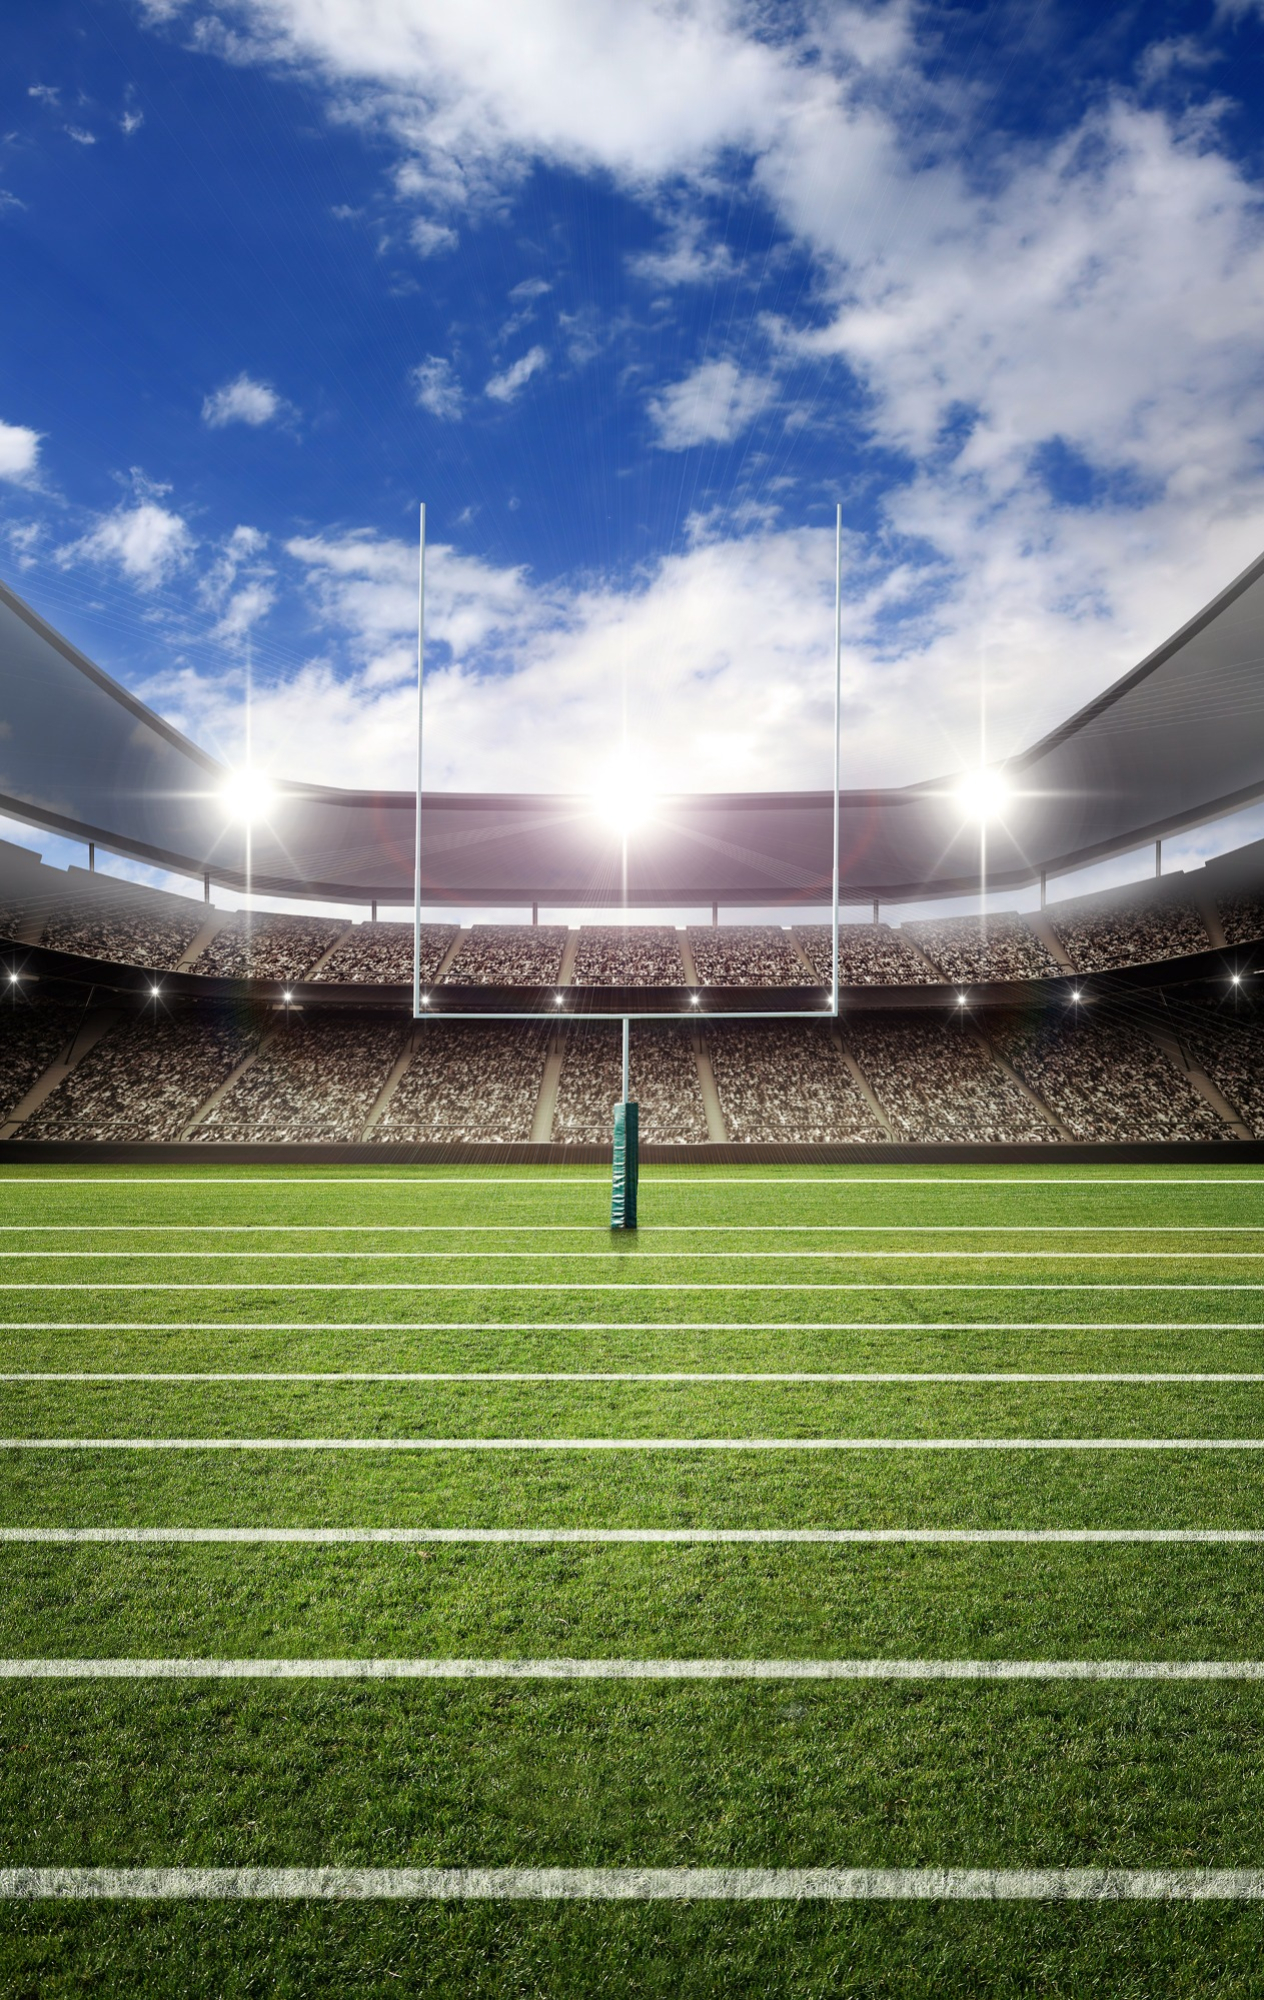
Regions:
[[5, 0, 1264, 911]]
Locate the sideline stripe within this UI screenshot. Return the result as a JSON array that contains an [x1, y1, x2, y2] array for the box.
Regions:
[[4, 1526, 1262, 1546], [5, 1435, 1264, 1451], [7, 1370, 1261, 1385], [3, 1282, 1262, 1293], [3, 1866, 1264, 1901], [5, 1656, 1264, 1682], [0, 1176, 1259, 1186]]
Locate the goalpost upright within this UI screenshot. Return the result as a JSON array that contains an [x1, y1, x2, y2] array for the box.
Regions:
[[412, 502, 843, 1227]]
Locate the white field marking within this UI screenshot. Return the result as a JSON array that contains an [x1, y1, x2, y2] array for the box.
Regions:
[[5, 1224, 1264, 1234], [6, 1281, 1264, 1293], [5, 1656, 1264, 1683], [2, 1322, 1260, 1335], [4, 1525, 1261, 1546], [4, 1866, 1264, 1901], [7, 1371, 1262, 1386], [9, 1249, 1264, 1260], [6, 1436, 1264, 1452], [1, 1176, 1261, 1187]]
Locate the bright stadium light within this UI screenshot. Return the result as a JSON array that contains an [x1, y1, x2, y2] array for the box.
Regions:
[[593, 754, 655, 837], [221, 766, 275, 825], [955, 766, 1010, 822]]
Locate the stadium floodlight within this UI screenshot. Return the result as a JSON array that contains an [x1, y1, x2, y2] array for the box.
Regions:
[[420, 993, 431, 1007], [283, 990, 292, 1002], [955, 766, 1010, 822], [221, 766, 274, 825], [150, 985, 161, 998], [1072, 988, 1082, 1002], [957, 992, 967, 1006], [593, 754, 655, 837], [689, 993, 700, 1006], [1232, 973, 1242, 986], [7, 971, 17, 983], [554, 992, 565, 1006]]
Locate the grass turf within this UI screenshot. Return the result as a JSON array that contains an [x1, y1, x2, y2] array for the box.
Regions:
[[2, 1160, 1264, 1994]]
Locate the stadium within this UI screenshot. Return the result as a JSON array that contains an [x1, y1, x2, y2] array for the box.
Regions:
[[6, 3, 1264, 1994]]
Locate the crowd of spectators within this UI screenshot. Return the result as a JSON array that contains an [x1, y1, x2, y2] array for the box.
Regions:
[[375, 1024, 550, 1142], [995, 1010, 1226, 1141], [687, 925, 813, 986], [904, 913, 1062, 983], [552, 1025, 707, 1143], [40, 893, 205, 973], [1217, 893, 1264, 947], [191, 913, 350, 982], [1166, 998, 1264, 1138], [847, 1016, 1052, 1141], [1048, 891, 1208, 972], [0, 1000, 79, 1121], [706, 1022, 881, 1143], [442, 925, 568, 985], [795, 923, 942, 987], [571, 927, 687, 986], [310, 921, 458, 985], [25, 1007, 263, 1142], [194, 1013, 407, 1142]]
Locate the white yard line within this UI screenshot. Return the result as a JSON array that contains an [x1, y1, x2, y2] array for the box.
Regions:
[[3, 1656, 1262, 1682], [2, 1282, 1261, 1293], [0, 1321, 1258, 1333], [6, 1249, 1262, 1260], [6, 1371, 1260, 1385], [3, 1526, 1259, 1545], [5, 1435, 1264, 1450], [3, 1865, 1264, 1900], [0, 1176, 1260, 1187], [3, 1224, 1262, 1234]]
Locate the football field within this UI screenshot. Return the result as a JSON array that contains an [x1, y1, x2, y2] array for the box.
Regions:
[[2, 1160, 1264, 1994]]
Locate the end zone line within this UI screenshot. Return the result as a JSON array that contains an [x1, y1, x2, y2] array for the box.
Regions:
[[6, 1435, 1264, 1451], [4, 1865, 1264, 1900], [4, 1526, 1260, 1545], [6, 1371, 1260, 1385], [1, 1176, 1259, 1186], [3, 1656, 1262, 1682]]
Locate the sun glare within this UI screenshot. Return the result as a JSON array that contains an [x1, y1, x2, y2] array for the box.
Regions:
[[593, 756, 656, 837], [221, 766, 275, 825], [955, 766, 1011, 822]]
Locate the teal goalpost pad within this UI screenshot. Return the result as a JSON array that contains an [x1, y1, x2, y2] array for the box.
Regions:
[[611, 1100, 639, 1230]]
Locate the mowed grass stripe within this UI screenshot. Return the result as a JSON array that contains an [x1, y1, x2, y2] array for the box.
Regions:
[[7, 1866, 1264, 1900], [8, 1526, 1264, 1544], [12, 1448, 1264, 1528]]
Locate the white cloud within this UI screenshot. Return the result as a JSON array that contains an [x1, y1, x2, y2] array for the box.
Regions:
[[120, 109, 145, 135], [409, 214, 457, 255], [65, 126, 96, 146], [411, 354, 463, 419], [201, 372, 285, 428], [0, 419, 42, 483], [200, 524, 275, 642], [27, 85, 59, 103], [72, 487, 194, 588], [484, 343, 547, 403], [628, 219, 734, 286], [648, 358, 771, 449]]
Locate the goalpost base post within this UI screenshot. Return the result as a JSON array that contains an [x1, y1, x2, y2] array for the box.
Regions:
[[611, 1100, 639, 1230]]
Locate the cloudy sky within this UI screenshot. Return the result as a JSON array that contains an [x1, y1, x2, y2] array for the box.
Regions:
[[5, 0, 1264, 881]]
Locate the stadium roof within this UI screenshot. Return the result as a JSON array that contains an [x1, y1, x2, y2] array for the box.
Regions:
[[2, 555, 1263, 909]]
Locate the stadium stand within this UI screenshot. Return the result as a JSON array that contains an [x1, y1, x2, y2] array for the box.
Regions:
[[191, 911, 349, 982], [707, 1021, 882, 1142], [903, 912, 1062, 983], [996, 1011, 1227, 1141], [1169, 1000, 1264, 1138], [552, 1024, 707, 1143], [0, 1000, 80, 1120], [374, 1023, 549, 1142], [310, 920, 458, 985], [1218, 892, 1264, 947], [688, 924, 813, 986], [1048, 883, 1209, 971], [442, 925, 567, 985], [193, 1013, 407, 1142], [22, 1006, 263, 1142], [571, 926, 687, 986], [39, 874, 205, 971], [795, 921, 942, 986], [847, 1015, 1053, 1141]]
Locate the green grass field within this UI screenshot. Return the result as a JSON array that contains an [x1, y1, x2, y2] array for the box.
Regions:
[[2, 1161, 1264, 1995]]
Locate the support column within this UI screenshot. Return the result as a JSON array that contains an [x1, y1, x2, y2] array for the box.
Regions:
[[203, 872, 211, 905], [371, 900, 378, 923], [532, 902, 539, 926], [1040, 869, 1047, 910], [872, 896, 879, 925], [1156, 838, 1162, 879], [88, 843, 95, 873], [711, 902, 718, 929]]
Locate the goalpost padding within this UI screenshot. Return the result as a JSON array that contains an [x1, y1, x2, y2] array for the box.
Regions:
[[611, 1102, 638, 1231]]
